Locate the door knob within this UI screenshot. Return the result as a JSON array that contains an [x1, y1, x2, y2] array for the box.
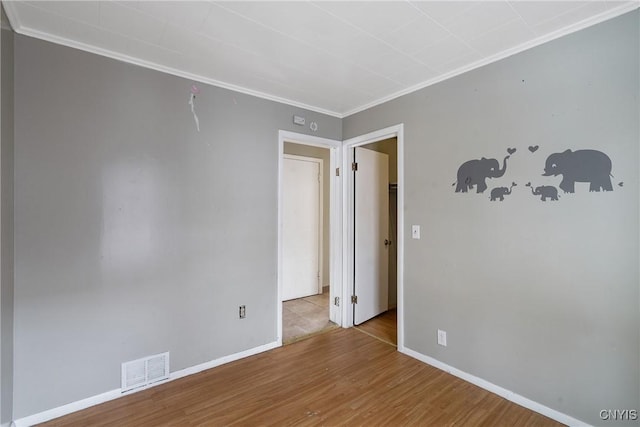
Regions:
[[384, 239, 391, 247]]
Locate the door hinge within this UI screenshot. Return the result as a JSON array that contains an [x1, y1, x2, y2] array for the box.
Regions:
[[334, 296, 340, 306], [351, 295, 358, 304], [352, 162, 358, 171], [335, 167, 340, 177]]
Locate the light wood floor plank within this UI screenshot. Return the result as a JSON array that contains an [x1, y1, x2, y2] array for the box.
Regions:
[[40, 328, 563, 426]]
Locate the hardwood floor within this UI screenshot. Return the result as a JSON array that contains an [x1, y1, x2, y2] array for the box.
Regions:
[[41, 328, 563, 427], [355, 308, 397, 346]]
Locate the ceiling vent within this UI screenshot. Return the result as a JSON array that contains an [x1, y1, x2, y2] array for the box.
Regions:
[[121, 352, 169, 392]]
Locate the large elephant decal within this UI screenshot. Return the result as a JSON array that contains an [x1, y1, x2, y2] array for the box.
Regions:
[[454, 155, 509, 193], [543, 149, 613, 193]]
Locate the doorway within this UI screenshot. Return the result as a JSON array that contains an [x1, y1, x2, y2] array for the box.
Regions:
[[353, 139, 398, 345], [277, 126, 403, 349], [277, 131, 342, 346], [342, 125, 404, 350], [282, 145, 333, 343]]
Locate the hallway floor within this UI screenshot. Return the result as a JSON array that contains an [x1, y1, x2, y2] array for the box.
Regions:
[[283, 289, 337, 344]]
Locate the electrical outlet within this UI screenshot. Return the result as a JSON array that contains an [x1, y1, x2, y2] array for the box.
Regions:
[[239, 305, 246, 319], [437, 329, 447, 347]]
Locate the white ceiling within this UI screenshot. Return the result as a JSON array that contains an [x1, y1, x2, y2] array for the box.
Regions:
[[4, 1, 639, 117]]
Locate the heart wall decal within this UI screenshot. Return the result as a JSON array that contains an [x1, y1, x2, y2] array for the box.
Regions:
[[507, 148, 516, 155], [528, 145, 539, 153]]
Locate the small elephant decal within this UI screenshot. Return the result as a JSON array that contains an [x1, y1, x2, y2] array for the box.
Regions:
[[526, 182, 559, 201], [543, 149, 613, 193], [490, 182, 517, 201], [453, 155, 510, 194]]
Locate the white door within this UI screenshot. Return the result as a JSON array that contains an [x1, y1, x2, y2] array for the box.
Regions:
[[354, 147, 389, 325], [282, 155, 323, 301]]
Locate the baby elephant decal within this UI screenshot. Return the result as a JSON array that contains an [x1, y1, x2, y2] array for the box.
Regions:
[[490, 182, 517, 201], [543, 149, 613, 193], [526, 182, 559, 201], [453, 155, 510, 193]]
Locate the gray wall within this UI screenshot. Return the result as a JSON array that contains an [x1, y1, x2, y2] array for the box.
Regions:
[[13, 35, 340, 418], [283, 142, 330, 288], [344, 11, 639, 426], [0, 5, 14, 425]]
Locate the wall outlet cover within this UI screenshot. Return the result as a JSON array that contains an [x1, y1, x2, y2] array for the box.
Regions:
[[437, 329, 447, 347]]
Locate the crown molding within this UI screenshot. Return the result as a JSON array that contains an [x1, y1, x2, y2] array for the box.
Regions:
[[341, 2, 640, 118], [3, 1, 638, 119]]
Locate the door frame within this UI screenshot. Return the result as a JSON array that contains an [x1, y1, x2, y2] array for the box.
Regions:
[[342, 124, 405, 351], [282, 154, 324, 299], [277, 131, 342, 346]]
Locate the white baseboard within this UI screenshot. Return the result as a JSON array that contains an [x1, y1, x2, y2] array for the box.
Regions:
[[400, 347, 591, 427], [169, 340, 279, 382], [14, 389, 122, 427], [13, 340, 279, 427]]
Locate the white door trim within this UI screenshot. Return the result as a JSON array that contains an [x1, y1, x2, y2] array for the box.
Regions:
[[341, 124, 405, 352], [277, 131, 342, 346]]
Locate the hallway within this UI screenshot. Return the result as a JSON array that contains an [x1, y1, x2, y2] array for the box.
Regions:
[[283, 288, 337, 344]]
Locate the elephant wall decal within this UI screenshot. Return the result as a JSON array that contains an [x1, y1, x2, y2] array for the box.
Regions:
[[490, 182, 517, 201], [453, 155, 510, 193], [526, 182, 559, 201], [543, 149, 613, 193]]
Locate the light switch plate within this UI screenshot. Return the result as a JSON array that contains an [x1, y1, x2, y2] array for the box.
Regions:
[[437, 329, 447, 346], [412, 225, 421, 239]]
